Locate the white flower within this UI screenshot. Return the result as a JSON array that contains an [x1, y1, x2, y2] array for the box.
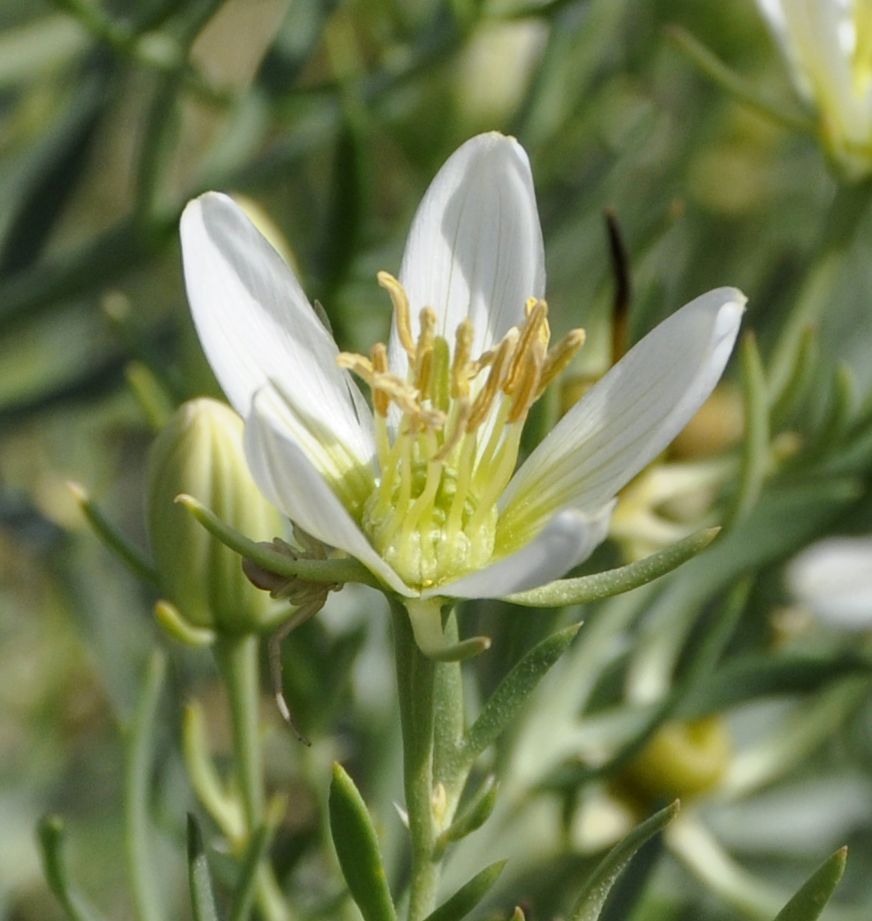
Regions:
[[180, 132, 743, 605], [787, 536, 872, 628], [758, 0, 872, 179]]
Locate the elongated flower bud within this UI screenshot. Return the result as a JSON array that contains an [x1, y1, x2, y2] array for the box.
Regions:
[[147, 398, 284, 635]]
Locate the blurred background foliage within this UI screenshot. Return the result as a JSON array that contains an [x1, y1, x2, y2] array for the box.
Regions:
[[3, 0, 872, 919]]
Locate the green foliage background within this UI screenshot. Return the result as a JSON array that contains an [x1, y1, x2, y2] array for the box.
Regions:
[[3, 0, 872, 919]]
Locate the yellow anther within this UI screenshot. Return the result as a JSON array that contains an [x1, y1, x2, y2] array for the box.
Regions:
[[451, 320, 475, 398], [415, 307, 437, 396], [504, 299, 549, 395], [508, 348, 543, 423], [378, 271, 415, 359], [538, 328, 586, 396], [467, 333, 515, 431], [371, 343, 390, 416]]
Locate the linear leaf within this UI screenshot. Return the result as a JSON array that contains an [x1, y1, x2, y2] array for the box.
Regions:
[[422, 861, 507, 921], [329, 763, 396, 921], [187, 814, 222, 921], [772, 848, 847, 921], [569, 801, 679, 921]]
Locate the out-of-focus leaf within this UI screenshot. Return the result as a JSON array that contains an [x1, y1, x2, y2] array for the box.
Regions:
[[328, 763, 397, 921], [256, 0, 339, 93], [678, 654, 872, 719], [422, 860, 506, 921], [37, 816, 109, 921], [187, 814, 222, 921], [460, 624, 580, 764], [772, 847, 847, 921], [726, 332, 769, 529], [1, 60, 114, 275], [569, 801, 679, 921]]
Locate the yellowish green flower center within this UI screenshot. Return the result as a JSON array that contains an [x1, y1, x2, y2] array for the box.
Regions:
[[337, 272, 585, 591]]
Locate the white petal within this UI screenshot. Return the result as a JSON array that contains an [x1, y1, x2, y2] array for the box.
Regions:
[[243, 396, 413, 597], [180, 193, 374, 473], [430, 506, 612, 600], [388, 132, 545, 376], [498, 288, 744, 547], [787, 537, 872, 630]]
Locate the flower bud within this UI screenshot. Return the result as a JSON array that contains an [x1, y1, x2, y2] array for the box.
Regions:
[[147, 398, 284, 635], [617, 717, 731, 804]]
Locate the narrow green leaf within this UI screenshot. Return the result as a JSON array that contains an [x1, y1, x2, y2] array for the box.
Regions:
[[461, 624, 580, 763], [176, 494, 375, 587], [772, 847, 847, 921], [770, 326, 817, 429], [229, 816, 276, 921], [569, 801, 680, 921], [435, 777, 498, 855], [37, 816, 109, 921], [727, 332, 769, 529], [665, 25, 814, 133], [422, 860, 507, 921], [329, 763, 397, 921], [678, 654, 872, 719], [187, 814, 222, 921], [506, 528, 719, 608], [69, 482, 158, 584]]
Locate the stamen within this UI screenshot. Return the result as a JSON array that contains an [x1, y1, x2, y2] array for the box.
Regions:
[[433, 399, 472, 462], [504, 299, 549, 395], [378, 271, 415, 358], [538, 328, 586, 396], [415, 307, 437, 397], [370, 343, 390, 416], [508, 347, 543, 423], [451, 321, 474, 398], [467, 332, 516, 431]]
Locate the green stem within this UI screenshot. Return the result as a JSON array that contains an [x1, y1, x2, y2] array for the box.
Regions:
[[213, 637, 292, 921], [124, 650, 167, 921], [391, 600, 439, 921], [214, 636, 264, 834]]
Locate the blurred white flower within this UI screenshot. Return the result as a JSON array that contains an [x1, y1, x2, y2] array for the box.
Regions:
[[786, 535, 872, 628], [758, 0, 872, 179], [180, 133, 743, 603]]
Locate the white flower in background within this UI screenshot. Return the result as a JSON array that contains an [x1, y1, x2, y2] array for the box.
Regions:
[[758, 0, 872, 179], [180, 133, 743, 607], [787, 536, 872, 628]]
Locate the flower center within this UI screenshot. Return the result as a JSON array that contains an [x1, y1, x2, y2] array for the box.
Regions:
[[337, 272, 585, 591]]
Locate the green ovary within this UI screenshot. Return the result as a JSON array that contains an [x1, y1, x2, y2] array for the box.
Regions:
[[362, 460, 497, 590]]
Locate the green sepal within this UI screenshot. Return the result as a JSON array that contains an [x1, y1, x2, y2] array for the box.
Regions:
[[176, 493, 376, 587], [328, 763, 397, 921], [37, 815, 109, 921], [569, 801, 680, 921], [186, 814, 222, 921], [461, 623, 580, 764], [726, 332, 769, 530], [155, 600, 216, 647], [434, 776, 498, 856], [505, 527, 719, 608], [772, 847, 847, 921], [422, 860, 507, 921]]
